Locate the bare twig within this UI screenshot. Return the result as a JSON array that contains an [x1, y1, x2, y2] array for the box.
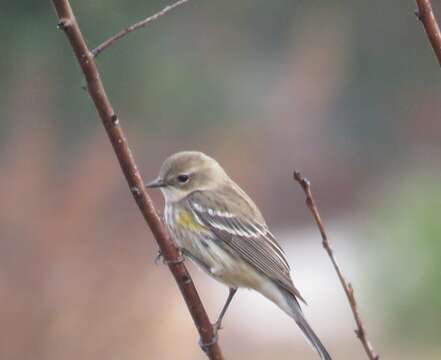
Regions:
[[50, 1, 223, 359], [91, 0, 191, 58], [415, 0, 441, 66], [293, 171, 380, 360]]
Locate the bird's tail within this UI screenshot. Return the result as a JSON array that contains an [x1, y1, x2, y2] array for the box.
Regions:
[[283, 289, 332, 360]]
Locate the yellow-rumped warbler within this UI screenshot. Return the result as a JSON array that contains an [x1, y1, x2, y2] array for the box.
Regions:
[[146, 151, 331, 360]]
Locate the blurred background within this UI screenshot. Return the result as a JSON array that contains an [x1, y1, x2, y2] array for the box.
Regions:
[[1, 0, 440, 359]]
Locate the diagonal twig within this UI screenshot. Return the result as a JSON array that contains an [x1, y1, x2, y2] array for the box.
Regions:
[[293, 171, 380, 360], [50, 1, 223, 359], [415, 0, 441, 66], [92, 0, 191, 58]]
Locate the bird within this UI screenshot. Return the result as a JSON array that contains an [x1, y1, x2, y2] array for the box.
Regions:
[[146, 151, 331, 359]]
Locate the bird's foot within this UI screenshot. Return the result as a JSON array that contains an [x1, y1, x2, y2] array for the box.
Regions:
[[199, 333, 219, 353], [154, 249, 185, 265], [198, 320, 223, 352]]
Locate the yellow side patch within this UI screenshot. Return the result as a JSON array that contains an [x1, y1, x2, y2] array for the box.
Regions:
[[177, 210, 204, 231]]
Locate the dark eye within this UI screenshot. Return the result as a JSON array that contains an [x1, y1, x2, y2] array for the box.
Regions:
[[177, 174, 189, 183]]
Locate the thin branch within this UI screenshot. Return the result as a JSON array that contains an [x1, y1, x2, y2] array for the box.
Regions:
[[293, 171, 380, 360], [92, 0, 191, 58], [50, 1, 223, 359], [415, 0, 441, 66]]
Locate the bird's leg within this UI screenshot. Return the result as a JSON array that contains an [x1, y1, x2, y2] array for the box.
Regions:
[[199, 288, 237, 353], [213, 288, 237, 333]]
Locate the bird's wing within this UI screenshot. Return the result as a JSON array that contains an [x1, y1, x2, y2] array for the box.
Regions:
[[186, 190, 306, 304]]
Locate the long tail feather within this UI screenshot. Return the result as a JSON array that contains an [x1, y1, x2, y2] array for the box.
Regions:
[[293, 310, 332, 360], [284, 289, 332, 360]]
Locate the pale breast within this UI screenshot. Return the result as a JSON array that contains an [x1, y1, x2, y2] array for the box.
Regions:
[[164, 204, 265, 289]]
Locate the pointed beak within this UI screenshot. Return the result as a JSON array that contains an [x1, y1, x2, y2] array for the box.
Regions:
[[145, 177, 165, 189]]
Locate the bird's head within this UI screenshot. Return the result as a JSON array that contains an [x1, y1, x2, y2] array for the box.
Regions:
[[146, 151, 228, 202]]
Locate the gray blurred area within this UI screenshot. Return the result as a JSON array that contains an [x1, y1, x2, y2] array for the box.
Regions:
[[1, 1, 440, 359]]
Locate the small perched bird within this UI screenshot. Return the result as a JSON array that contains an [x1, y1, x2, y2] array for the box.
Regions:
[[146, 151, 331, 359]]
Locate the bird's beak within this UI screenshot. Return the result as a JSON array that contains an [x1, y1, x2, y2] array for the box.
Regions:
[[145, 177, 165, 188]]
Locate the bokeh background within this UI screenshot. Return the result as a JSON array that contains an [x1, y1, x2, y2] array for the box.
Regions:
[[1, 1, 440, 359]]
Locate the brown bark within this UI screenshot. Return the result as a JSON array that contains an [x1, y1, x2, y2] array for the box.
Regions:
[[416, 0, 441, 66], [50, 1, 224, 359]]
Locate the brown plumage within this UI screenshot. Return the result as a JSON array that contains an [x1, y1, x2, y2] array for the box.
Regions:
[[146, 151, 331, 360]]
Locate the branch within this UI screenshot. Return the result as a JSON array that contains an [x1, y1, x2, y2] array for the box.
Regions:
[[91, 0, 191, 58], [50, 1, 223, 359], [415, 0, 441, 66], [293, 171, 380, 360]]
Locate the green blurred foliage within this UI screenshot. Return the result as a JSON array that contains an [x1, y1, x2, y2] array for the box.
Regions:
[[368, 174, 441, 344]]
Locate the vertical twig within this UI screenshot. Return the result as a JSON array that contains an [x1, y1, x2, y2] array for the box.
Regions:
[[293, 171, 380, 360], [50, 1, 223, 359], [415, 0, 441, 66]]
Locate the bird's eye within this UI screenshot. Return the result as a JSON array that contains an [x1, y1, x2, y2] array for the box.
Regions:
[[177, 174, 189, 183]]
